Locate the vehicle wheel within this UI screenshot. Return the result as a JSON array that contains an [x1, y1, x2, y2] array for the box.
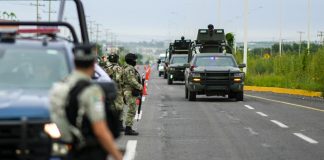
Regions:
[[164, 73, 167, 79], [236, 91, 244, 101], [185, 87, 188, 99], [228, 92, 235, 99], [188, 90, 196, 101], [167, 77, 173, 85]]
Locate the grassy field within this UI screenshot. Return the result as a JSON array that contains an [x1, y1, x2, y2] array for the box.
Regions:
[[234, 48, 324, 95]]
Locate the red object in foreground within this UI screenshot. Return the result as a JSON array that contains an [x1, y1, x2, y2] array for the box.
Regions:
[[143, 83, 148, 96], [17, 28, 60, 34], [136, 98, 141, 105]]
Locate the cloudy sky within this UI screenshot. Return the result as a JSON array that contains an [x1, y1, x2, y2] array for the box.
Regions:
[[1, 0, 324, 42]]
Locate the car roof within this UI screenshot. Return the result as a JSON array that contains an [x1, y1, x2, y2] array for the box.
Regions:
[[0, 38, 72, 49], [195, 53, 233, 57]]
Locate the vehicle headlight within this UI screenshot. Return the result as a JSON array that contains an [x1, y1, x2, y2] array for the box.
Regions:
[[191, 72, 200, 78], [44, 123, 61, 139], [233, 72, 244, 78]]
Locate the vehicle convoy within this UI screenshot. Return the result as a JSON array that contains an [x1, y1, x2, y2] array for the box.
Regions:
[[184, 27, 246, 101], [0, 0, 118, 159], [165, 37, 191, 84], [157, 53, 167, 77]]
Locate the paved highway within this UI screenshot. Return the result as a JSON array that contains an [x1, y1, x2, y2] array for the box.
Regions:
[[116, 68, 324, 160]]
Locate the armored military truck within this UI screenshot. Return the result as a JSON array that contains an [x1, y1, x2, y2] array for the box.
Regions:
[[184, 27, 246, 101], [165, 37, 192, 84]]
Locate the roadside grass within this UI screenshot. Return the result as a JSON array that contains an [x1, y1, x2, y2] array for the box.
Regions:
[[235, 48, 324, 96]]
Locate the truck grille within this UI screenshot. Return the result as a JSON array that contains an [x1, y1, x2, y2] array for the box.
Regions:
[[201, 71, 231, 89], [0, 120, 52, 160]]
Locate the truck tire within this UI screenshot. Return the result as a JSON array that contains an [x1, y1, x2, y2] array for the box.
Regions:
[[164, 72, 167, 79], [228, 92, 236, 99], [185, 87, 188, 99], [188, 90, 196, 101], [236, 91, 244, 101]]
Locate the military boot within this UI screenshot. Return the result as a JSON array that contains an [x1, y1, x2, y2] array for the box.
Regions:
[[125, 126, 139, 136]]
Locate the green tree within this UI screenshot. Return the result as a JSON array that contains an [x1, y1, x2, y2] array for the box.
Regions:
[[225, 33, 235, 48]]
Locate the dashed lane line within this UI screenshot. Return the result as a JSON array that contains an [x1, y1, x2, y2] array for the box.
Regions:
[[245, 94, 324, 113], [294, 133, 318, 144], [256, 112, 268, 117], [270, 120, 289, 128], [123, 140, 138, 160], [244, 105, 255, 110]]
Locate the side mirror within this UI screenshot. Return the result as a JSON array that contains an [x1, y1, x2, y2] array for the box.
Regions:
[[184, 63, 190, 68], [238, 64, 246, 68]]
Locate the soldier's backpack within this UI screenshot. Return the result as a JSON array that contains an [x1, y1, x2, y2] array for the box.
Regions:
[[50, 80, 120, 149]]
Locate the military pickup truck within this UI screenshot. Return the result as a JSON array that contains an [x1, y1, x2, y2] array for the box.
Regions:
[[184, 27, 246, 101], [165, 37, 191, 84]]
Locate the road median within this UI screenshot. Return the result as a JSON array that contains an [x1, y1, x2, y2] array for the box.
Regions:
[[245, 86, 322, 97]]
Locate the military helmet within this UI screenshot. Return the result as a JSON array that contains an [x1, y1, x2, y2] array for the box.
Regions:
[[73, 43, 96, 62], [125, 53, 137, 61], [125, 53, 137, 66], [208, 24, 214, 30], [108, 54, 119, 63]]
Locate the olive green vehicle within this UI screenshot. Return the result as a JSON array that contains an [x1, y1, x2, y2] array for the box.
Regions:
[[166, 54, 188, 84], [184, 27, 246, 101], [165, 38, 191, 84]]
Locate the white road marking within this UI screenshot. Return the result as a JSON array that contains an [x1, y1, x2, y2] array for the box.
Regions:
[[123, 140, 138, 160], [245, 94, 324, 113], [244, 105, 255, 110], [294, 133, 318, 144], [256, 112, 268, 117], [270, 120, 289, 128]]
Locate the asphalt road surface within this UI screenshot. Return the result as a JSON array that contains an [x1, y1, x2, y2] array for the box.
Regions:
[[117, 67, 324, 160]]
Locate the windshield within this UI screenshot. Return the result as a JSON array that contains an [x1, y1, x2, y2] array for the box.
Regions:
[[195, 56, 236, 67], [0, 47, 69, 89], [171, 56, 188, 64]]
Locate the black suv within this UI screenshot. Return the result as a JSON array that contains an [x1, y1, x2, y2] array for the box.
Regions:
[[184, 53, 245, 101]]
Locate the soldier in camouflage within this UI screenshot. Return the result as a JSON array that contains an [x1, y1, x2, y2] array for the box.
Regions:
[[49, 44, 122, 160], [123, 53, 143, 136], [99, 55, 107, 68], [106, 53, 125, 131]]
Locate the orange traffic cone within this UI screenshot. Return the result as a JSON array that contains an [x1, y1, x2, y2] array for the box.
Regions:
[[143, 82, 148, 95]]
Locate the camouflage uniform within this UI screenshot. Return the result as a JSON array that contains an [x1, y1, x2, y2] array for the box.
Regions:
[[105, 62, 124, 120], [49, 70, 106, 143], [123, 64, 143, 127]]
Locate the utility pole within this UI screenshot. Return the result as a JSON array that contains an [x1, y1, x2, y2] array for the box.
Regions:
[[43, 0, 56, 21], [217, 0, 221, 26], [307, 0, 311, 54], [243, 0, 249, 73], [279, 0, 283, 56], [30, 0, 45, 22], [297, 31, 304, 55], [87, 20, 95, 42], [95, 24, 101, 43], [317, 31, 324, 45]]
